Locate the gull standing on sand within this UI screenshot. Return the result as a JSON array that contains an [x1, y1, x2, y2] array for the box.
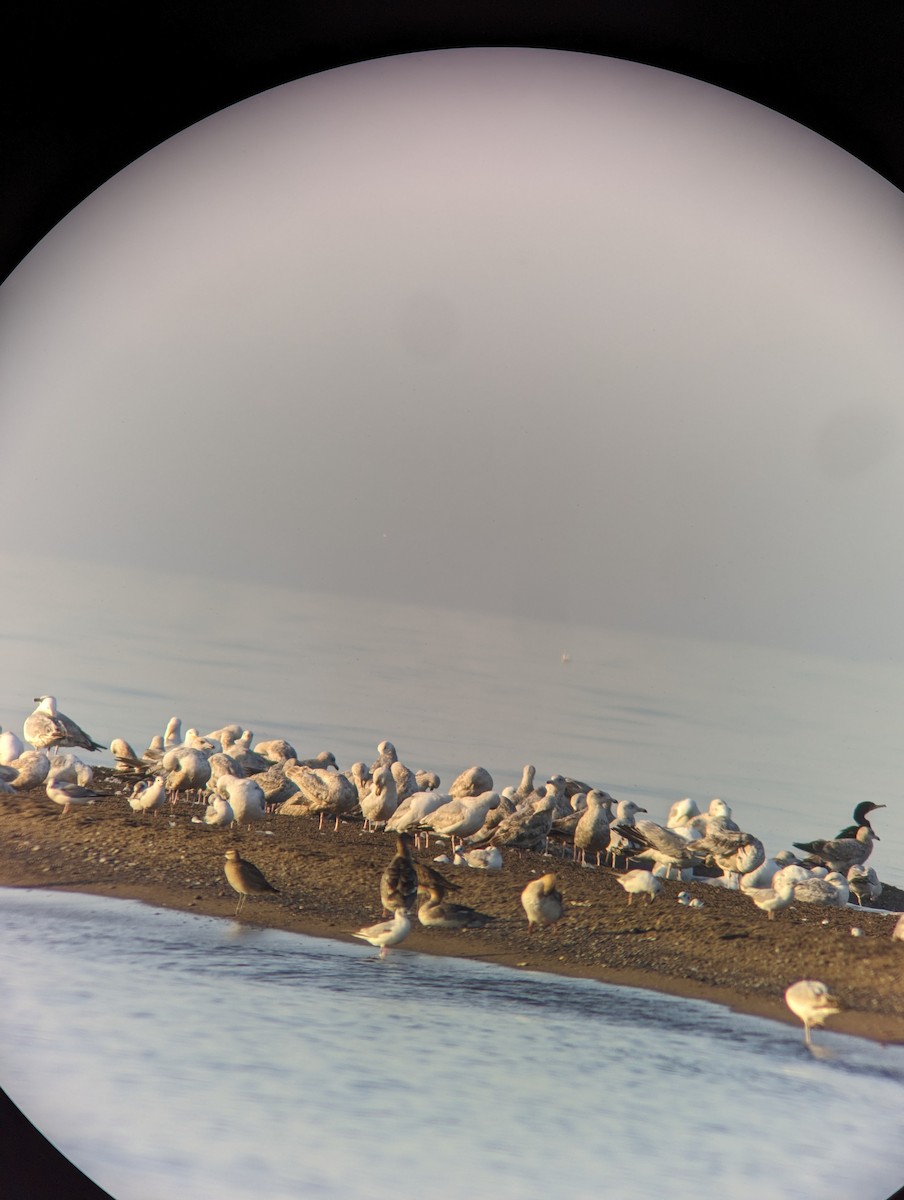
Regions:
[[520, 873, 564, 933], [163, 747, 212, 803], [360, 765, 400, 830], [573, 789, 614, 866], [744, 874, 796, 920], [617, 869, 662, 905], [24, 696, 104, 754], [278, 761, 357, 828], [793, 825, 878, 873], [352, 908, 411, 958], [847, 865, 882, 906], [45, 777, 101, 816], [215, 774, 267, 827], [128, 775, 167, 817], [784, 980, 841, 1046], [224, 848, 280, 915]]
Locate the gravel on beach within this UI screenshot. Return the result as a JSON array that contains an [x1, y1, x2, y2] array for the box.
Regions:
[[2, 769, 903, 1045]]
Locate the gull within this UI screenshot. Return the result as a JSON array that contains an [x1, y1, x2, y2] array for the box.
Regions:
[[224, 849, 279, 915], [128, 775, 167, 817], [745, 874, 796, 920], [417, 881, 496, 931], [163, 717, 183, 749], [483, 792, 558, 853], [792, 871, 850, 907], [368, 742, 418, 799], [345, 762, 372, 803], [520, 873, 564, 933], [360, 765, 400, 831], [380, 833, 419, 916], [204, 722, 243, 746], [0, 729, 25, 764], [255, 761, 299, 811], [215, 774, 267, 826], [220, 729, 271, 775], [610, 811, 697, 879], [573, 790, 614, 866], [453, 846, 503, 870], [110, 738, 146, 773], [793, 826, 878, 873], [45, 777, 100, 816], [847, 865, 882, 906], [784, 980, 841, 1046], [418, 791, 501, 849], [253, 738, 298, 763], [605, 799, 648, 866], [46, 754, 94, 788], [163, 747, 212, 803], [352, 909, 411, 958], [449, 765, 495, 799], [415, 769, 440, 792], [685, 798, 740, 838], [385, 790, 452, 835], [208, 752, 245, 785], [203, 796, 235, 827], [617, 869, 662, 905], [8, 749, 51, 791], [24, 696, 104, 754], [687, 822, 766, 883], [510, 763, 537, 802], [279, 762, 357, 829]]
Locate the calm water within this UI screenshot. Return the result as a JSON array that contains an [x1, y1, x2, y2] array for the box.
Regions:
[[1, 888, 903, 1200], [2, 549, 902, 886]]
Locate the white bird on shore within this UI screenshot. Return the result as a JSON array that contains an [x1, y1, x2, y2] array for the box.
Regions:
[[24, 696, 104, 754], [0, 729, 25, 764], [46, 754, 93, 788], [216, 774, 266, 826], [385, 790, 452, 835], [45, 777, 100, 816], [784, 979, 841, 1046], [202, 796, 235, 827], [128, 775, 167, 817], [745, 874, 796, 920], [792, 871, 850, 908], [352, 908, 411, 958], [360, 766, 400, 830], [453, 846, 503, 870], [617, 869, 662, 905]]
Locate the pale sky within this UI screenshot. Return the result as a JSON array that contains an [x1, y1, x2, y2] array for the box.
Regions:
[[2, 47, 904, 659]]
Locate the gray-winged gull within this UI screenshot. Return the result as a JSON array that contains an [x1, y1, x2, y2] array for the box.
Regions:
[[24, 696, 104, 754]]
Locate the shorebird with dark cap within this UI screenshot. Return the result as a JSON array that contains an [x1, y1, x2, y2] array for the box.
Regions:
[[223, 848, 280, 915]]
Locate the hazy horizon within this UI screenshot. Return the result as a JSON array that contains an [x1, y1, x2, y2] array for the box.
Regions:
[[2, 48, 904, 662]]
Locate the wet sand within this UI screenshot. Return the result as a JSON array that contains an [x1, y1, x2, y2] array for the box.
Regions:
[[2, 770, 903, 1045]]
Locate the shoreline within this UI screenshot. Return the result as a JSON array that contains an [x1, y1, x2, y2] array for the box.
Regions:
[[2, 777, 903, 1046]]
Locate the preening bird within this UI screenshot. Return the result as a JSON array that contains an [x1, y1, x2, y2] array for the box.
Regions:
[[784, 980, 841, 1046], [520, 873, 564, 933]]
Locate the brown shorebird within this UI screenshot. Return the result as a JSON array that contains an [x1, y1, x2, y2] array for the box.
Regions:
[[223, 849, 279, 915], [380, 833, 419, 916]]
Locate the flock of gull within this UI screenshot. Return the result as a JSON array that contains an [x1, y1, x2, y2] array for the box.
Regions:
[[2, 694, 901, 1045]]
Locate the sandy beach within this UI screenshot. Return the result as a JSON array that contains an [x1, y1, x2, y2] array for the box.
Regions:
[[2, 768, 903, 1046]]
